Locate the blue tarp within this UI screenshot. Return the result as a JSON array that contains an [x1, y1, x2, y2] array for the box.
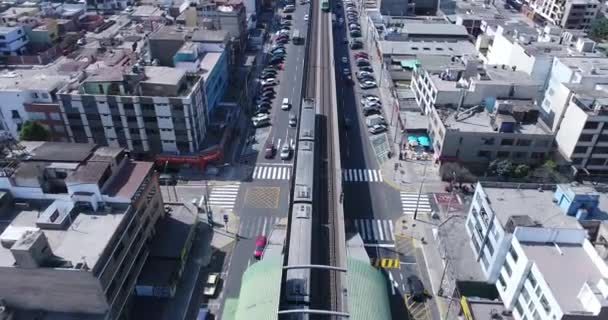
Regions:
[[417, 136, 430, 147]]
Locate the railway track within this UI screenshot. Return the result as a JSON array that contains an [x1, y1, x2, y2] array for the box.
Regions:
[[304, 0, 342, 316]]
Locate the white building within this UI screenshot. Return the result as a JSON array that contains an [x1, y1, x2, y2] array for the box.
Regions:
[[497, 227, 608, 320], [528, 0, 599, 30], [0, 26, 28, 56]]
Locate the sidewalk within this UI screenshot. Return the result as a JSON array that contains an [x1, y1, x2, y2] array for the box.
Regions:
[[394, 214, 460, 320]]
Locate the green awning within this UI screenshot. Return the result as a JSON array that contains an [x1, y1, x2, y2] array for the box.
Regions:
[[348, 257, 392, 320], [400, 59, 420, 70], [231, 256, 283, 320]]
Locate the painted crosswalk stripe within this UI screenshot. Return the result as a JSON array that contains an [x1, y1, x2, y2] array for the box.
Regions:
[[401, 192, 432, 215], [377, 220, 384, 241], [342, 169, 383, 182], [355, 219, 395, 243], [252, 166, 292, 180], [208, 184, 240, 210]]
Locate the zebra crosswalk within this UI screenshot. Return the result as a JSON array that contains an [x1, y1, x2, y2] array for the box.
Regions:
[[252, 165, 292, 180], [353, 219, 395, 242], [401, 192, 432, 215], [342, 169, 384, 182], [208, 183, 241, 211], [238, 215, 282, 238]]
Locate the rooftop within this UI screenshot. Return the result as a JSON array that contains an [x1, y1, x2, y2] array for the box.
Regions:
[[461, 296, 514, 320], [26, 142, 96, 162], [379, 40, 477, 57], [141, 66, 187, 86], [200, 52, 223, 81], [403, 23, 469, 37], [520, 241, 607, 314], [0, 200, 131, 269], [557, 56, 608, 75], [482, 187, 584, 230], [0, 59, 84, 92]]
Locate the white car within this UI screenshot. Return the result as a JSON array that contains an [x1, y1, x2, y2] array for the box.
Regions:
[[361, 97, 380, 104], [262, 78, 277, 86], [304, 14, 309, 21], [341, 56, 348, 64], [359, 81, 377, 89], [281, 98, 291, 110], [280, 144, 292, 160], [368, 124, 388, 134]]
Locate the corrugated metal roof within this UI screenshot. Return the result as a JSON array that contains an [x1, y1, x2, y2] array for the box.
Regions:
[[233, 256, 282, 320], [348, 257, 392, 320]]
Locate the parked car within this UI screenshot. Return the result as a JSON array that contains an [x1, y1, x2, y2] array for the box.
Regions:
[[304, 14, 309, 21], [252, 116, 271, 128], [356, 71, 374, 79], [349, 41, 363, 49], [262, 78, 278, 86], [368, 124, 388, 134], [350, 30, 362, 37], [203, 273, 220, 297], [407, 275, 428, 302], [280, 144, 292, 160], [354, 52, 369, 59], [254, 235, 267, 259], [284, 14, 292, 19], [362, 106, 381, 116], [356, 59, 370, 66], [289, 113, 297, 127], [264, 143, 276, 159], [281, 97, 291, 110], [159, 173, 177, 185], [341, 56, 349, 64], [362, 101, 382, 109], [359, 80, 377, 89], [358, 65, 373, 72], [261, 90, 275, 98], [366, 115, 387, 127]]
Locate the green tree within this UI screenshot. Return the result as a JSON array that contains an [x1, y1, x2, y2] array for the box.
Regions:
[[440, 162, 476, 187], [591, 18, 608, 40], [513, 164, 530, 178], [19, 121, 49, 141], [489, 159, 514, 178]]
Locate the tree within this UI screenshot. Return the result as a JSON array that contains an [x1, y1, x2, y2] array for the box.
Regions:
[[513, 164, 530, 178], [440, 162, 476, 187], [591, 18, 608, 40], [19, 121, 49, 141], [489, 159, 514, 178]]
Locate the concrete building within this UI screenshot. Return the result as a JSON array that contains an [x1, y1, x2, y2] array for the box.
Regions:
[[195, 1, 247, 54], [0, 26, 29, 56], [540, 56, 608, 131], [86, 0, 132, 12], [465, 183, 608, 284], [0, 61, 84, 141], [553, 84, 608, 174], [427, 98, 553, 164], [57, 65, 208, 156], [484, 25, 599, 86], [379, 0, 415, 16], [382, 22, 470, 42], [528, 0, 599, 29], [0, 141, 164, 319], [497, 227, 608, 320]]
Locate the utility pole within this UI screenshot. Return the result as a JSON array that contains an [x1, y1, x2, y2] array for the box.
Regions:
[[413, 162, 428, 220]]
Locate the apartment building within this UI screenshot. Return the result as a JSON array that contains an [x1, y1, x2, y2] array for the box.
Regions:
[[497, 227, 608, 320], [57, 65, 208, 156], [553, 84, 608, 174], [529, 0, 599, 29], [0, 25, 28, 55], [0, 141, 164, 319], [0, 62, 82, 141], [484, 24, 599, 85], [540, 56, 608, 131], [86, 0, 132, 12], [465, 183, 607, 283]]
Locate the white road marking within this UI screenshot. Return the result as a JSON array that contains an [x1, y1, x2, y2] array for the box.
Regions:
[[377, 220, 384, 241]]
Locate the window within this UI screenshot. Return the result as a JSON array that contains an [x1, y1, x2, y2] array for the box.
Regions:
[[574, 146, 588, 154], [540, 295, 551, 313], [498, 273, 506, 289], [481, 252, 489, 269], [509, 246, 518, 262], [516, 139, 531, 146], [527, 272, 537, 288], [482, 137, 494, 145], [486, 239, 494, 256], [497, 151, 510, 158], [113, 241, 124, 260], [532, 310, 541, 320], [531, 152, 545, 159], [521, 286, 530, 302], [478, 150, 491, 158], [572, 158, 583, 165], [123, 103, 134, 111], [501, 139, 514, 146], [514, 299, 524, 316], [514, 152, 527, 159], [535, 140, 550, 147], [584, 122, 599, 129], [503, 260, 512, 276], [579, 134, 594, 142], [589, 158, 605, 166]]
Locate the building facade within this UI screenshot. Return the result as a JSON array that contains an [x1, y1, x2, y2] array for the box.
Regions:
[[529, 0, 599, 29], [0, 26, 28, 55], [57, 66, 208, 156], [0, 142, 164, 319]]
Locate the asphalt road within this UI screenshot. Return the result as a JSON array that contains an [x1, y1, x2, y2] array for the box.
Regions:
[[330, 1, 434, 319], [218, 2, 311, 316]]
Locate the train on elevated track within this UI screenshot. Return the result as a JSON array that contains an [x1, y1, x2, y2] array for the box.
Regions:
[[284, 98, 317, 312]]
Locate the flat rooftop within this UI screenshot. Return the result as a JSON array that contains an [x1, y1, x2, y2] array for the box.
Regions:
[[0, 200, 131, 269], [557, 57, 608, 75], [403, 23, 469, 37], [520, 241, 606, 314], [200, 52, 223, 81], [379, 40, 477, 57], [483, 187, 583, 230], [26, 142, 96, 162], [141, 66, 187, 86], [0, 59, 82, 92]]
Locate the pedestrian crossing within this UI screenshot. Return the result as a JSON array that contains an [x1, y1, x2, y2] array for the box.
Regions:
[[208, 183, 241, 211], [353, 219, 395, 242], [342, 169, 384, 182], [401, 192, 432, 215], [252, 165, 292, 180], [238, 215, 282, 238]]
